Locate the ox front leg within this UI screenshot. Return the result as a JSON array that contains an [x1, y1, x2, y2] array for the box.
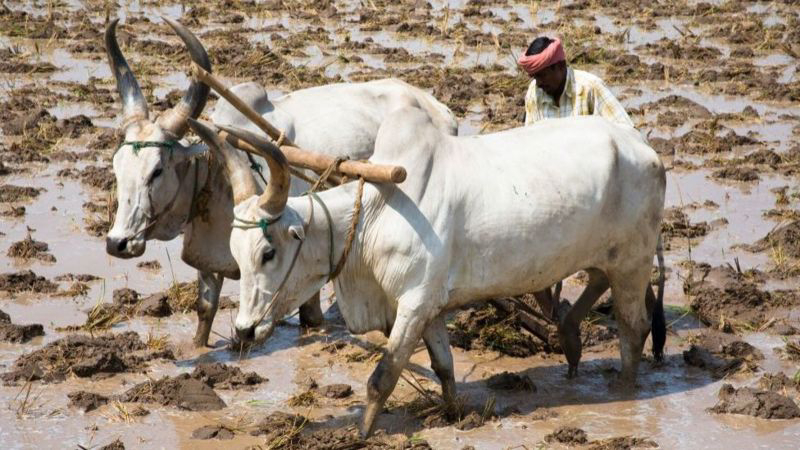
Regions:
[[361, 299, 434, 438], [609, 266, 652, 385], [298, 292, 324, 327], [558, 269, 609, 379], [423, 315, 456, 410], [193, 271, 223, 347]]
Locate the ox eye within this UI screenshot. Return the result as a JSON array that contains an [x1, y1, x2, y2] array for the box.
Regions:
[[261, 248, 276, 265], [148, 168, 163, 183]]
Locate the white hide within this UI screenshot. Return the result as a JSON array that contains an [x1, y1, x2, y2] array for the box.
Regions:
[[230, 111, 665, 354], [108, 78, 458, 262]]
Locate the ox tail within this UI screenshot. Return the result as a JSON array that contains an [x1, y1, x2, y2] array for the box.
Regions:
[[651, 233, 666, 361]]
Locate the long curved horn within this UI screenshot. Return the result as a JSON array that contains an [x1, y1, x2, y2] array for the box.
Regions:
[[187, 119, 258, 205], [105, 19, 149, 129], [217, 125, 290, 216], [157, 17, 212, 139]]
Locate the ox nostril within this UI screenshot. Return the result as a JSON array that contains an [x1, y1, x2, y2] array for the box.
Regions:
[[116, 238, 128, 252], [236, 325, 256, 342]]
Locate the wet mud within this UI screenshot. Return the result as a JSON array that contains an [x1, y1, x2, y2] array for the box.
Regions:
[[1, 331, 171, 384], [117, 373, 226, 411], [0, 309, 44, 344], [710, 383, 800, 420]]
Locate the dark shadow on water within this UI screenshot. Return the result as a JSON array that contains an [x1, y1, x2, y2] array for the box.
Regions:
[[173, 306, 381, 367], [303, 352, 715, 437]]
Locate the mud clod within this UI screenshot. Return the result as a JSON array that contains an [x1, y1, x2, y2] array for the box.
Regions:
[[712, 167, 760, 182], [687, 264, 796, 330], [683, 332, 763, 379], [759, 373, 799, 392], [0, 309, 44, 343], [0, 321, 44, 344], [0, 270, 57, 294], [1, 331, 167, 383], [545, 426, 588, 445], [100, 439, 125, 450], [136, 260, 161, 271], [117, 373, 226, 411], [749, 220, 800, 258], [486, 371, 537, 391], [191, 363, 266, 390], [709, 383, 800, 419], [587, 436, 659, 450], [136, 293, 172, 318], [7, 235, 56, 262], [319, 383, 352, 399], [0, 185, 42, 203], [250, 411, 308, 439], [112, 288, 139, 307], [68, 391, 109, 412], [661, 207, 709, 243], [449, 303, 545, 357], [192, 424, 235, 440], [250, 412, 429, 448]]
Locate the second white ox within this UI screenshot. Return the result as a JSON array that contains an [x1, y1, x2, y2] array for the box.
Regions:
[[102, 18, 457, 346], [189, 109, 666, 437]]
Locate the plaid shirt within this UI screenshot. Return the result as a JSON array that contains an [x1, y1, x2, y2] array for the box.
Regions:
[[524, 68, 633, 127]]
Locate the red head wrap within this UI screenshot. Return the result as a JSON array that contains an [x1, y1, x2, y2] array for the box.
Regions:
[[517, 38, 566, 76]]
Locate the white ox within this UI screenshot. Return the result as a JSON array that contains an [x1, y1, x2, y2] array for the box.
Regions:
[[102, 18, 457, 346], [189, 108, 667, 437]]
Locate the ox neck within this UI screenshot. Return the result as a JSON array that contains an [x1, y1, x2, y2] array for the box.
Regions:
[[175, 144, 211, 227], [302, 182, 369, 284]]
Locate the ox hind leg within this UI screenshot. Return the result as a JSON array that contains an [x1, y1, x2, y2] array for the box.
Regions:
[[423, 315, 456, 408], [361, 295, 438, 438], [558, 268, 610, 378], [194, 271, 223, 347], [298, 292, 324, 327], [608, 264, 654, 384]]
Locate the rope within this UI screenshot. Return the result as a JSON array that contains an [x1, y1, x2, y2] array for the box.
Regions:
[[231, 157, 364, 283], [275, 131, 286, 147], [310, 156, 348, 192], [231, 215, 281, 239], [329, 177, 365, 280], [245, 151, 269, 186], [251, 193, 315, 328], [118, 140, 178, 156]]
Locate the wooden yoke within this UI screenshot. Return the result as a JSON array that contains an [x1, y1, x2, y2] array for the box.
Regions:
[[190, 63, 407, 184]]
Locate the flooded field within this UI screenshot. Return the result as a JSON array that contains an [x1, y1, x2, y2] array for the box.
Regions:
[[1, 0, 800, 448]]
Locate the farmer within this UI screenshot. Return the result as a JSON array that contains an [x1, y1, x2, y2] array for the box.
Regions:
[[518, 36, 634, 127], [517, 36, 634, 322]]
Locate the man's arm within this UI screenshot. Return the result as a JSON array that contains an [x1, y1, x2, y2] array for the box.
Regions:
[[524, 80, 538, 126], [592, 80, 634, 127]]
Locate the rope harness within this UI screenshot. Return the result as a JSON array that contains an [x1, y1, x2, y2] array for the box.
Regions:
[[118, 140, 178, 156], [230, 157, 365, 328]]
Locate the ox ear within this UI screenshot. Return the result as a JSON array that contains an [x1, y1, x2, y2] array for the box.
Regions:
[[288, 223, 305, 241]]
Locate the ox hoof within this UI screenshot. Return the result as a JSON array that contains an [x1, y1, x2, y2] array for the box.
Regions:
[[298, 302, 324, 328], [650, 356, 665, 368], [566, 365, 578, 379]]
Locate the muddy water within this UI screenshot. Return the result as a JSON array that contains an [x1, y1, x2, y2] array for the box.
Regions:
[[2, 0, 800, 448]]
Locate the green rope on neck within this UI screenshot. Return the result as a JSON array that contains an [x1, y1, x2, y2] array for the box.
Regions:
[[120, 140, 178, 155], [232, 215, 280, 242]]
